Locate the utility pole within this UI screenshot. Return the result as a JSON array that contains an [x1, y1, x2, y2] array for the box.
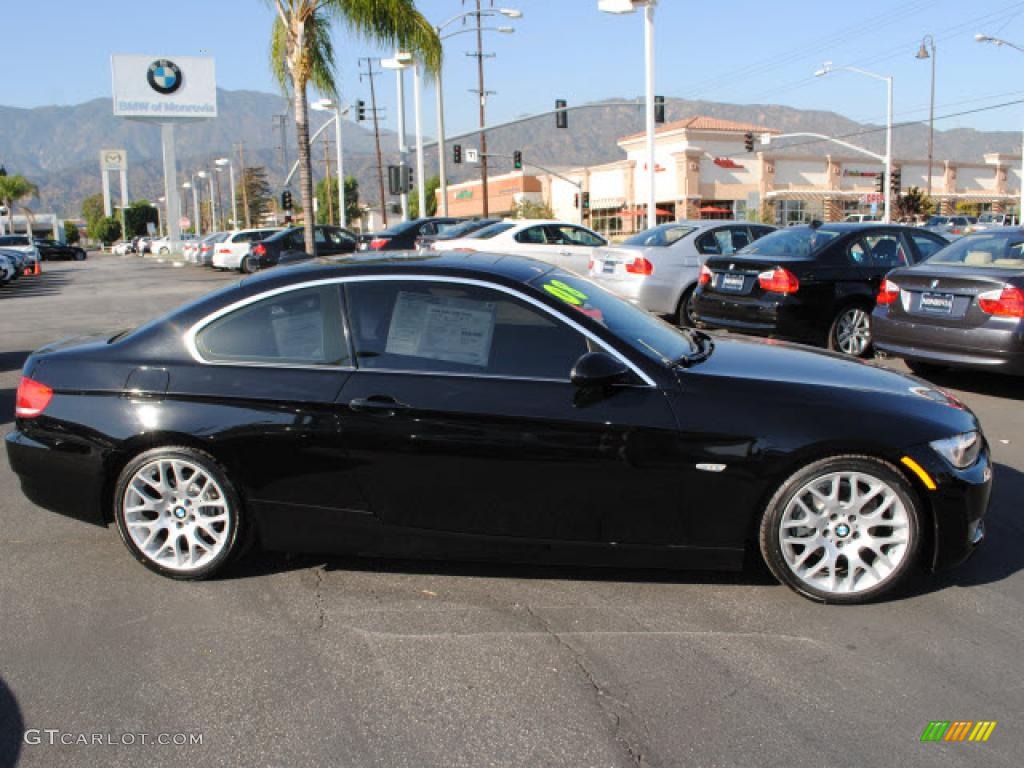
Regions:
[[237, 142, 251, 228], [360, 57, 388, 228], [470, 0, 497, 217], [323, 137, 335, 225], [274, 114, 289, 198]]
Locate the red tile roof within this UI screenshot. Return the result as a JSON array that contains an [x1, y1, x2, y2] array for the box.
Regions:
[[620, 115, 780, 142]]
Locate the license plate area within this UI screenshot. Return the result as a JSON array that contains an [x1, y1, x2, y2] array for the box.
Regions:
[[920, 292, 954, 313], [602, 260, 616, 274], [720, 273, 745, 292]]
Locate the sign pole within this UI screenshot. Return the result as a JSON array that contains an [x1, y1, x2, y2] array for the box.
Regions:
[[161, 123, 182, 244]]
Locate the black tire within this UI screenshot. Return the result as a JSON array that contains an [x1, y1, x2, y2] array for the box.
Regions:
[[827, 304, 873, 357], [74, 250, 86, 261], [758, 455, 922, 604], [240, 254, 258, 274], [676, 285, 698, 327], [113, 446, 248, 580], [905, 359, 945, 378]]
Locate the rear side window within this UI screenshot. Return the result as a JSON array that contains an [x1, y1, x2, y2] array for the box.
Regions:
[[470, 222, 515, 240], [195, 285, 349, 366], [345, 280, 588, 379], [862, 233, 909, 267]]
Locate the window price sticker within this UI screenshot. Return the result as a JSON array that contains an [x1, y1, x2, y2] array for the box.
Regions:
[[386, 292, 496, 367]]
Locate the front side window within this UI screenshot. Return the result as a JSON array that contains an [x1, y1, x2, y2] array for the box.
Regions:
[[345, 280, 589, 380], [195, 285, 349, 366]]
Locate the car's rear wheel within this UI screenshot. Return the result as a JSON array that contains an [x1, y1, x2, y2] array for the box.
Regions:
[[240, 254, 258, 274], [759, 455, 921, 604], [828, 305, 873, 357], [114, 447, 245, 580], [676, 285, 698, 327], [74, 250, 86, 261]]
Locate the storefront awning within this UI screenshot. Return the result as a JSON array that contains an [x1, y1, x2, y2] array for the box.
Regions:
[[620, 206, 674, 217]]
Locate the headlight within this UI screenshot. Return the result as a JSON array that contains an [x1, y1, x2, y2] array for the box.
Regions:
[[930, 431, 981, 469]]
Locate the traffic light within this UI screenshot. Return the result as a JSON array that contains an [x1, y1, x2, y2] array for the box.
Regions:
[[453, 144, 462, 164], [555, 99, 568, 129], [875, 172, 884, 195], [744, 132, 755, 153], [356, 99, 366, 121], [654, 95, 665, 124], [405, 165, 414, 192], [387, 165, 400, 195], [574, 193, 580, 209], [513, 150, 523, 170], [890, 168, 902, 194], [582, 191, 590, 210], [281, 190, 293, 210]]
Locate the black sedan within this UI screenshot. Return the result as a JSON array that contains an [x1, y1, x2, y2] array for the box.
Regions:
[[358, 217, 462, 251], [249, 225, 357, 272], [872, 228, 1024, 375], [416, 218, 497, 250], [693, 223, 949, 356], [34, 238, 86, 261], [6, 253, 990, 603]]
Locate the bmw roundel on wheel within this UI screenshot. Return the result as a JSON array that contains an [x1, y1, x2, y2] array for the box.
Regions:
[[4, 252, 991, 602]]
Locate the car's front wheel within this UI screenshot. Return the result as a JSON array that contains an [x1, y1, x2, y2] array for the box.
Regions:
[[828, 304, 873, 357], [113, 447, 245, 580], [759, 455, 921, 603]]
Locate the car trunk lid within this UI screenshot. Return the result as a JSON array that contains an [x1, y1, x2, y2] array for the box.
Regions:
[[887, 266, 1022, 325]]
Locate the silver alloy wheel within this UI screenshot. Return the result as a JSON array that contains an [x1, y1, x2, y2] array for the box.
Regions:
[[834, 307, 871, 356], [778, 470, 911, 595], [122, 459, 233, 572]]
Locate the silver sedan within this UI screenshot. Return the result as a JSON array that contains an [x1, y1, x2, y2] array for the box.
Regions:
[[589, 220, 775, 325]]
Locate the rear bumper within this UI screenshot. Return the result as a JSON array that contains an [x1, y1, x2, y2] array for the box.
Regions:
[[872, 312, 1024, 373], [5, 429, 108, 526], [589, 274, 683, 315], [693, 291, 819, 343]]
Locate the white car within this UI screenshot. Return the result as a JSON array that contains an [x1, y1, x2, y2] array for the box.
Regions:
[[112, 241, 134, 255], [431, 219, 608, 274], [149, 234, 197, 256], [211, 228, 283, 270], [0, 234, 41, 270]]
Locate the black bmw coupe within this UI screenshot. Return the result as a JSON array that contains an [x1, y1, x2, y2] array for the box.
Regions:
[[6, 253, 991, 603]]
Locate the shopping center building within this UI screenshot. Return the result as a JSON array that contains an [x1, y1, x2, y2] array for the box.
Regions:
[[439, 116, 1023, 235]]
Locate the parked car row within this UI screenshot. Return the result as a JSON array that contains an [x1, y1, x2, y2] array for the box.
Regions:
[[1, 244, 44, 288], [0, 235, 42, 274]]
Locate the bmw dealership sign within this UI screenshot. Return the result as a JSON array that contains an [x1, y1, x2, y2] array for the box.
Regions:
[[111, 54, 217, 119]]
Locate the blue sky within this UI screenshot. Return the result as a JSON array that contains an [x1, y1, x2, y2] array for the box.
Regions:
[[6, 0, 1024, 136]]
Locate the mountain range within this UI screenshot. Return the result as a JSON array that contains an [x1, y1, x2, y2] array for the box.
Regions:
[[2, 88, 1022, 220]]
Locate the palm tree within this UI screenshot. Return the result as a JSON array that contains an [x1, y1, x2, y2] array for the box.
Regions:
[[0, 171, 39, 235], [269, 0, 441, 253]]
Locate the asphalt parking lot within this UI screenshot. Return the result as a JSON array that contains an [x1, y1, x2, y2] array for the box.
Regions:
[[1, 254, 1021, 768]]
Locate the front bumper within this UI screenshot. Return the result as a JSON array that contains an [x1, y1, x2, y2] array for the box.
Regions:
[[904, 442, 992, 571]]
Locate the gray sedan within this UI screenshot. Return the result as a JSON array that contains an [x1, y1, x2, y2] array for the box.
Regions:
[[872, 228, 1024, 375], [588, 220, 775, 325]]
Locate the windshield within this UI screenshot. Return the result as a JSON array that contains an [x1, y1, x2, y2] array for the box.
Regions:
[[924, 231, 1024, 269], [737, 227, 840, 258], [622, 224, 696, 247], [529, 270, 697, 365], [468, 222, 515, 240]]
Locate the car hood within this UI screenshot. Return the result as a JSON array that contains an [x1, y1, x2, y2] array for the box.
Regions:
[[682, 335, 979, 436]]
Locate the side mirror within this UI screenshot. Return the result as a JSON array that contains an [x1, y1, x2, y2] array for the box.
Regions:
[[571, 351, 629, 388]]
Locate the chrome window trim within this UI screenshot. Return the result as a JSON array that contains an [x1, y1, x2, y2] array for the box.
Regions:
[[184, 274, 657, 387]]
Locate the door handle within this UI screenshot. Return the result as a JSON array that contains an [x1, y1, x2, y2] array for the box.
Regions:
[[348, 395, 410, 415]]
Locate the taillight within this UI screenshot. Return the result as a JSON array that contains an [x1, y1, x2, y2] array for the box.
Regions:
[[15, 376, 53, 418], [200, 245, 211, 253], [625, 257, 654, 275], [877, 279, 900, 305], [369, 238, 390, 250], [758, 267, 800, 294], [698, 264, 713, 286], [978, 285, 1024, 317], [253, 244, 266, 256]]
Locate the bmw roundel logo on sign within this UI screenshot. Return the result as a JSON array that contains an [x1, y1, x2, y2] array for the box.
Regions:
[[147, 59, 182, 95]]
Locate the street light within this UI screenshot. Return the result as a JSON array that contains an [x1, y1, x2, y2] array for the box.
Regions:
[[197, 170, 218, 232], [815, 61, 893, 223], [215, 158, 238, 230], [311, 98, 349, 228], [433, 7, 521, 216], [976, 33, 1024, 222], [184, 179, 200, 237], [600, 0, 657, 230], [916, 36, 936, 200], [381, 51, 414, 221]]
